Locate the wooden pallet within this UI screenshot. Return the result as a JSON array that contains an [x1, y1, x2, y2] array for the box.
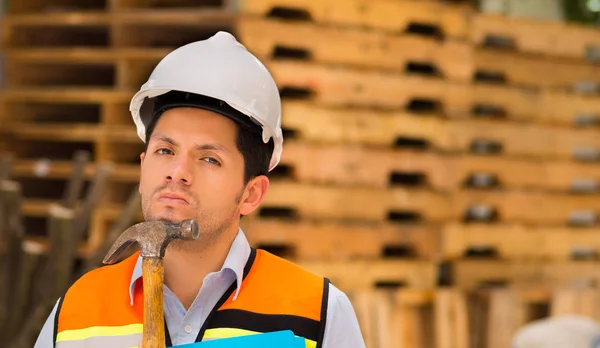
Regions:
[[267, 59, 538, 119], [470, 13, 600, 61], [453, 260, 600, 289], [242, 219, 441, 260], [235, 0, 470, 39], [442, 224, 600, 260], [237, 17, 471, 79], [473, 48, 600, 91]]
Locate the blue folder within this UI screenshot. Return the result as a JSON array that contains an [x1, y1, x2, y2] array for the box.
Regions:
[[173, 330, 305, 348]]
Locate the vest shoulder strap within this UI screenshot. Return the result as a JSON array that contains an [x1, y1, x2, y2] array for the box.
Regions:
[[204, 249, 330, 347]]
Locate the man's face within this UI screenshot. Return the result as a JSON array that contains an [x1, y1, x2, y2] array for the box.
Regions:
[[138, 107, 247, 249]]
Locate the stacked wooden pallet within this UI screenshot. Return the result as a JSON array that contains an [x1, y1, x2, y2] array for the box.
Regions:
[[4, 0, 600, 347]]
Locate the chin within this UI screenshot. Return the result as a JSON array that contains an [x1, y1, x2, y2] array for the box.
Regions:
[[146, 208, 194, 224]]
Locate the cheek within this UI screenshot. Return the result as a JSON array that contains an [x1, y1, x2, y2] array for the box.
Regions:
[[196, 170, 243, 202]]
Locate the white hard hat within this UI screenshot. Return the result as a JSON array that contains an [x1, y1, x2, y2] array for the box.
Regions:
[[129, 31, 283, 172], [512, 315, 600, 348]]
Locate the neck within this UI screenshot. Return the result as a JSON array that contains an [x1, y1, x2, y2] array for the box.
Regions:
[[162, 227, 238, 310]]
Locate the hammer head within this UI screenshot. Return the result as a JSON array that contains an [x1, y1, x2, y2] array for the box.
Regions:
[[103, 219, 199, 264]]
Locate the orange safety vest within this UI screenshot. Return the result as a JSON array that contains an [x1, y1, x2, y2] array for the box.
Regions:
[[53, 249, 329, 348]]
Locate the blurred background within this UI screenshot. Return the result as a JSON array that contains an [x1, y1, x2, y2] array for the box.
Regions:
[[3, 0, 600, 347]]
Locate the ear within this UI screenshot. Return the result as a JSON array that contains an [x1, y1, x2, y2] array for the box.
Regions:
[[139, 152, 146, 195], [239, 175, 270, 216]]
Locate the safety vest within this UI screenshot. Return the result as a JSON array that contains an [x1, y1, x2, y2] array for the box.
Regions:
[[53, 248, 329, 348]]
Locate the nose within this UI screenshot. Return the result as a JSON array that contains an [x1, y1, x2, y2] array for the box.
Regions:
[[165, 155, 193, 186]]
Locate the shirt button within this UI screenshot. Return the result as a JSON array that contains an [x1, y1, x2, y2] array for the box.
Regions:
[[184, 325, 193, 334]]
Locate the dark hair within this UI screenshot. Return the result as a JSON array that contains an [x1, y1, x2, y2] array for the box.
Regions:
[[144, 110, 274, 184]]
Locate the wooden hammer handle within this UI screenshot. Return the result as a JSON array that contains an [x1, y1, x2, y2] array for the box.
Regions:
[[142, 257, 166, 348]]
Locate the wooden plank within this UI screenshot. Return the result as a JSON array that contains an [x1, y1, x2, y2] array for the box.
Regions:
[[550, 288, 600, 320], [0, 88, 130, 103], [242, 218, 441, 260], [299, 259, 437, 290], [262, 181, 450, 222], [236, 0, 470, 39], [116, 8, 234, 25], [442, 224, 600, 260], [280, 101, 443, 147], [267, 60, 538, 119], [453, 190, 600, 225], [441, 224, 541, 260], [474, 48, 600, 91], [283, 102, 600, 160], [12, 160, 139, 183], [280, 142, 452, 189], [435, 289, 469, 348], [542, 228, 600, 260], [6, 0, 107, 14], [4, 60, 116, 88], [453, 260, 600, 289], [237, 17, 471, 80], [470, 13, 600, 60], [116, 0, 231, 10], [540, 90, 600, 126], [349, 289, 437, 348], [4, 123, 104, 142], [283, 142, 600, 191], [485, 289, 523, 348], [3, 48, 168, 63], [1, 12, 110, 26]]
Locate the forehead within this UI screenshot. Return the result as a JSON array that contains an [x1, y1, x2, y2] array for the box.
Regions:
[[152, 107, 238, 143]]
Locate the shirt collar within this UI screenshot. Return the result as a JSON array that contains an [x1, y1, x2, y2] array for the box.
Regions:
[[129, 228, 251, 306]]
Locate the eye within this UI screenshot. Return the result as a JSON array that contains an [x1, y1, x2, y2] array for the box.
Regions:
[[202, 157, 221, 166], [155, 148, 174, 155]]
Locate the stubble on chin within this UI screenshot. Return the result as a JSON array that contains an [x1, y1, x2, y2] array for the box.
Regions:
[[140, 185, 245, 253]]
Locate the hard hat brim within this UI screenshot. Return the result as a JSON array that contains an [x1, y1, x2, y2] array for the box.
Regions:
[[148, 91, 265, 137]]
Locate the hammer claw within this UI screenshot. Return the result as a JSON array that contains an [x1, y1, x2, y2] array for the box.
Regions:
[[102, 219, 199, 265]]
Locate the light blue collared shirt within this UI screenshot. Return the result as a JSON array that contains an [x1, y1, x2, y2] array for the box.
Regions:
[[130, 229, 250, 344], [34, 228, 366, 347]]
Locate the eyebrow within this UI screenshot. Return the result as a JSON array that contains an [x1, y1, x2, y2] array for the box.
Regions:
[[152, 134, 177, 146], [151, 134, 229, 154], [195, 143, 229, 153]]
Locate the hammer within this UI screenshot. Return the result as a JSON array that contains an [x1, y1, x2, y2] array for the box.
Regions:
[[103, 219, 200, 348]]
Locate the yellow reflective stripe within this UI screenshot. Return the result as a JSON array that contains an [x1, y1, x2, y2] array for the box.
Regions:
[[203, 327, 261, 339], [203, 328, 317, 348], [56, 323, 143, 342]]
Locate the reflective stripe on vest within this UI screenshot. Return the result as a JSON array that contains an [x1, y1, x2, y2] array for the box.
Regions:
[[55, 324, 142, 348], [55, 249, 328, 348]]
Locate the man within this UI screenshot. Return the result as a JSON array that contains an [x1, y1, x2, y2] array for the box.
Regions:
[[34, 31, 365, 347]]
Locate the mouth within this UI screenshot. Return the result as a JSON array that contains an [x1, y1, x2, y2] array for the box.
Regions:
[[157, 192, 190, 205]]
